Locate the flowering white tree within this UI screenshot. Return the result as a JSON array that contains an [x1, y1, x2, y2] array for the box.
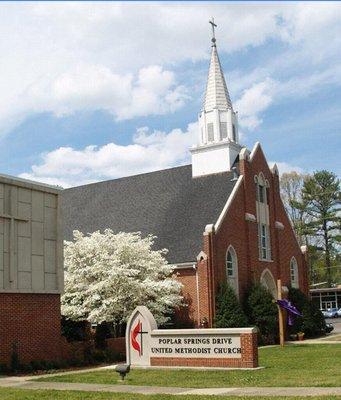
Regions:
[[61, 230, 183, 325]]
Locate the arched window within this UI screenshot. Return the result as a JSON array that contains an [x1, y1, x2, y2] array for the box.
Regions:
[[225, 246, 239, 296], [260, 269, 277, 298], [290, 257, 299, 288]]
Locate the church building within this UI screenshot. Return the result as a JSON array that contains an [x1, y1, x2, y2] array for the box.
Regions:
[[63, 27, 309, 328]]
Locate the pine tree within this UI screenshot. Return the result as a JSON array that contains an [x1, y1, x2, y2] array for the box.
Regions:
[[214, 282, 248, 328], [301, 171, 340, 286]]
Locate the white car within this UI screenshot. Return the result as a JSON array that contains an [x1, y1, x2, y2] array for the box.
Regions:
[[337, 308, 341, 317], [323, 308, 338, 318]]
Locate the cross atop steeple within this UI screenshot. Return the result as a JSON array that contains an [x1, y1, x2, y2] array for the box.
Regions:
[[209, 18, 217, 46]]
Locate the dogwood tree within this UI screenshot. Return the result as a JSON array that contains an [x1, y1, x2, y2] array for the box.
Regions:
[[61, 230, 183, 325]]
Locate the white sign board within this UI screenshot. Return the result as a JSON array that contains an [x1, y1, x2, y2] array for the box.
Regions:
[[150, 333, 241, 358]]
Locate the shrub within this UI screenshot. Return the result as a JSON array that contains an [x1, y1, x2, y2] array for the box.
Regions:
[[95, 322, 112, 349], [288, 288, 326, 338], [214, 282, 248, 328], [61, 317, 89, 342], [244, 284, 278, 344], [0, 363, 8, 374]]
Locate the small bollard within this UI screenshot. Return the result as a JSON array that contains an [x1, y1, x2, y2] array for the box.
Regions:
[[115, 364, 130, 381]]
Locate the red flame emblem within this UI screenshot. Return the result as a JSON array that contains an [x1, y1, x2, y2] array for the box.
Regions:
[[131, 320, 142, 356]]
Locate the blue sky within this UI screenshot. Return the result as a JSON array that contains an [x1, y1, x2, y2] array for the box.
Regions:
[[0, 2, 340, 187]]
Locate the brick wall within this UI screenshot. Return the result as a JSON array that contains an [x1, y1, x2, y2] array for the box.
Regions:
[[150, 331, 258, 368], [0, 293, 62, 366]]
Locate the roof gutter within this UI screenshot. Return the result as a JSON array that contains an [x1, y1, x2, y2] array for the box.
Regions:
[[171, 262, 197, 270]]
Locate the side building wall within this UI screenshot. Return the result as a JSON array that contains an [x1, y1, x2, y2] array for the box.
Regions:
[[0, 175, 63, 366]]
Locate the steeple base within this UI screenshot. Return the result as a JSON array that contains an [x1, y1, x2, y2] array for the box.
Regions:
[[190, 141, 241, 177]]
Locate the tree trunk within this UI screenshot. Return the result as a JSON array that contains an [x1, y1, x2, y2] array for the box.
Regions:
[[323, 220, 331, 287]]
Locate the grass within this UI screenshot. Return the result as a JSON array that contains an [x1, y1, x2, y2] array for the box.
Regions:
[[0, 389, 340, 400], [36, 344, 341, 388]]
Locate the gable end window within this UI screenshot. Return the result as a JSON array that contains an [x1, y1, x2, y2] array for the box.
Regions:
[[261, 224, 267, 259], [258, 184, 265, 203], [255, 173, 271, 261]]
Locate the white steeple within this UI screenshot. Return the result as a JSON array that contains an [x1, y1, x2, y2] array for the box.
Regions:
[[204, 40, 232, 111], [191, 19, 241, 178]]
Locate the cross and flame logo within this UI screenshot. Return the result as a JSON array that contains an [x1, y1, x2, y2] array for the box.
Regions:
[[131, 319, 148, 357]]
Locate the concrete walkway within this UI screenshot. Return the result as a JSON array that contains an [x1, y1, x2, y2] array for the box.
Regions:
[[0, 376, 340, 397]]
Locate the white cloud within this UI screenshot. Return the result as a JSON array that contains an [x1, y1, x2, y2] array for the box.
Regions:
[[236, 79, 277, 130], [0, 64, 188, 134], [20, 122, 198, 187]]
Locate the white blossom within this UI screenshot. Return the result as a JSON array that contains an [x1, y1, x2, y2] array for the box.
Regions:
[[61, 230, 183, 325]]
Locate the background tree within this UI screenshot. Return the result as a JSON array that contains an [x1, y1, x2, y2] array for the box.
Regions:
[[214, 282, 248, 328], [280, 171, 310, 246], [62, 230, 183, 326], [301, 171, 340, 286]]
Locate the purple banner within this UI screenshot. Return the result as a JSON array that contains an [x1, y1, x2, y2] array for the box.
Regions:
[[276, 299, 302, 326]]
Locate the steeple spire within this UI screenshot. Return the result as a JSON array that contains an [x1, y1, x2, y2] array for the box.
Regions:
[[204, 20, 233, 111]]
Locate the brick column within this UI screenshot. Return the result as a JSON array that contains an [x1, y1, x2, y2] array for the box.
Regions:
[[240, 332, 258, 368]]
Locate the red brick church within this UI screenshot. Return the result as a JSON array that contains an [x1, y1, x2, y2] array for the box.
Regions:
[[0, 24, 309, 368], [63, 31, 309, 328]]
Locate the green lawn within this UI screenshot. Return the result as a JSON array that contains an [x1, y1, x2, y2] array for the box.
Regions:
[[0, 389, 339, 400], [36, 344, 341, 388]]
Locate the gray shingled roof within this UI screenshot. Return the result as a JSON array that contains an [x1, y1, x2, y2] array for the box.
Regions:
[[62, 164, 237, 264]]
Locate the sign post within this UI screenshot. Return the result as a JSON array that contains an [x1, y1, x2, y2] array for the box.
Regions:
[[277, 279, 285, 347]]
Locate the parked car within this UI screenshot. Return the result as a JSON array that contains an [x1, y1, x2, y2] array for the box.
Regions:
[[323, 308, 339, 318], [337, 308, 341, 317]]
